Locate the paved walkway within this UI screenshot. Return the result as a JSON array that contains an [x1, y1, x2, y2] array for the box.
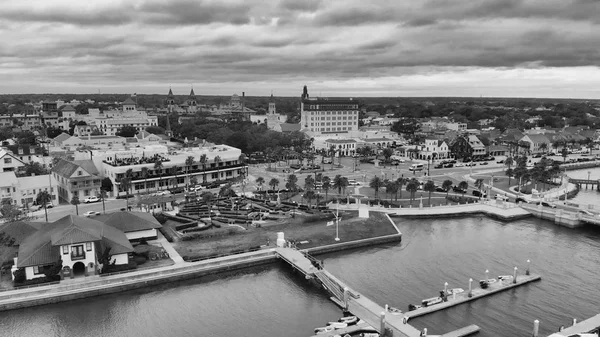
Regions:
[[152, 232, 184, 264]]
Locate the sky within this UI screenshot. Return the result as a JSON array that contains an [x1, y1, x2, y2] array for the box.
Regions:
[[1, 0, 600, 98]]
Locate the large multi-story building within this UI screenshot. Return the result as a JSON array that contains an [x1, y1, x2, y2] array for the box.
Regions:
[[0, 114, 42, 130], [300, 85, 360, 135], [52, 159, 102, 202], [92, 144, 247, 195], [0, 171, 59, 207]]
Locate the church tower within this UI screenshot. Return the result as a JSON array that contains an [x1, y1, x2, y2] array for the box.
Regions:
[[187, 87, 197, 112], [268, 92, 276, 115]]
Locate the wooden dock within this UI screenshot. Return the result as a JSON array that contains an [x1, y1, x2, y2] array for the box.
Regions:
[[309, 322, 376, 337], [405, 274, 542, 319], [275, 247, 319, 276], [440, 324, 480, 337], [548, 313, 600, 336]]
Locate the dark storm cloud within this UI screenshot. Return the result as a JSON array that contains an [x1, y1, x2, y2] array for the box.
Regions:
[[138, 0, 253, 26], [278, 0, 322, 12]]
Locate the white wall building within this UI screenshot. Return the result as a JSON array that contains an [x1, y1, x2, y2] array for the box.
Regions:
[[300, 86, 360, 135]]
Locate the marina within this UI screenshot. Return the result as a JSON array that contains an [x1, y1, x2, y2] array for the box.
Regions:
[[276, 246, 541, 337]]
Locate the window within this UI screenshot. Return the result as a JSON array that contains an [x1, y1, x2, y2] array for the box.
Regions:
[[78, 171, 82, 176], [33, 266, 42, 275], [86, 242, 92, 251], [4, 158, 11, 164], [62, 246, 68, 254]]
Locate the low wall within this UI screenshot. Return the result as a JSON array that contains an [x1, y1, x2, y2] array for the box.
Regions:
[[305, 234, 402, 256]]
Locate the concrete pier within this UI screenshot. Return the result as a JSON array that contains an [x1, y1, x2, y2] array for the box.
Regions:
[[405, 273, 541, 319], [547, 313, 600, 336]]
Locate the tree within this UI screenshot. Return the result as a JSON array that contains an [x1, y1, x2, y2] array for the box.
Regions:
[[97, 247, 113, 273], [185, 156, 195, 189], [120, 177, 132, 209], [539, 142, 548, 154], [201, 191, 215, 220], [333, 175, 349, 195], [391, 118, 421, 138], [369, 176, 384, 199], [474, 178, 485, 199], [396, 177, 407, 199], [255, 176, 265, 192], [199, 154, 208, 183], [458, 181, 468, 195], [214, 156, 222, 181], [21, 162, 49, 176], [43, 259, 63, 281], [219, 184, 236, 198], [304, 175, 315, 191], [505, 157, 514, 170], [101, 177, 113, 192], [145, 126, 165, 135], [322, 176, 331, 202], [386, 181, 399, 200], [423, 180, 436, 205], [99, 189, 107, 214], [382, 148, 394, 164], [303, 190, 317, 207], [405, 179, 419, 206], [505, 168, 514, 186], [286, 174, 298, 191], [36, 190, 52, 222], [0, 204, 23, 222], [268, 178, 280, 193], [442, 180, 453, 204], [70, 195, 80, 215], [154, 160, 164, 191], [115, 125, 138, 137], [561, 147, 569, 162]]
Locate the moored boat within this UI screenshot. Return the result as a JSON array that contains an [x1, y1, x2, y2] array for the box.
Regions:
[[339, 316, 358, 325], [360, 333, 380, 337], [421, 296, 443, 307], [315, 326, 335, 334], [388, 307, 403, 315], [327, 322, 348, 329], [446, 288, 465, 295], [498, 275, 513, 281]]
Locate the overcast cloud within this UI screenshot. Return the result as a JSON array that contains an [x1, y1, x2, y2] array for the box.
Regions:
[[1, 0, 600, 98]]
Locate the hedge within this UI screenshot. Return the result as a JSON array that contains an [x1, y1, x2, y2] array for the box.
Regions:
[[182, 224, 214, 233], [175, 222, 198, 231], [180, 228, 239, 241], [182, 245, 262, 262], [158, 227, 176, 242], [14, 275, 60, 288]]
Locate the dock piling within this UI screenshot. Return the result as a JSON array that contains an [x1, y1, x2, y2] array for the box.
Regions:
[[573, 318, 577, 326], [444, 282, 448, 294], [343, 287, 349, 310], [485, 269, 489, 281], [526, 259, 530, 276], [468, 278, 473, 297], [533, 319, 539, 337], [513, 267, 518, 284], [380, 311, 386, 333], [423, 327, 428, 336]]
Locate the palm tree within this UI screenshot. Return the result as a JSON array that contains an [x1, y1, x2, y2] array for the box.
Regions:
[[304, 175, 315, 191], [505, 168, 514, 186], [329, 145, 336, 169], [505, 156, 514, 170], [36, 190, 52, 222], [442, 179, 453, 204], [214, 155, 222, 182], [268, 178, 280, 195], [199, 154, 208, 184], [539, 142, 548, 155], [140, 167, 149, 194], [153, 160, 164, 192], [333, 174, 348, 195], [405, 179, 418, 206], [99, 189, 107, 214], [185, 155, 195, 189], [474, 178, 484, 199], [322, 176, 331, 202], [303, 190, 316, 207], [285, 174, 298, 199], [255, 176, 265, 192], [238, 153, 248, 179], [120, 177, 132, 209], [369, 176, 384, 199], [70, 195, 80, 215], [201, 191, 215, 222], [386, 181, 399, 200], [396, 177, 407, 199], [423, 180, 436, 205], [561, 147, 569, 162]]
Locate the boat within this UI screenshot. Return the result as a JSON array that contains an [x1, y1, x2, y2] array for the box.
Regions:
[[421, 296, 443, 307], [446, 288, 464, 295], [408, 303, 422, 311], [314, 326, 335, 334], [388, 307, 403, 315], [327, 322, 348, 329], [498, 275, 513, 281], [339, 316, 358, 325], [360, 333, 380, 337], [357, 319, 366, 324], [344, 335, 352, 337]]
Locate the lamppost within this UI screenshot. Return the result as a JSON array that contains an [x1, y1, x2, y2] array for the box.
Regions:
[[334, 201, 341, 241]]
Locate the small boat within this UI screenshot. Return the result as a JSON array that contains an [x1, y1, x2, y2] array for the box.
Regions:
[[408, 303, 422, 311], [357, 319, 366, 324], [344, 335, 352, 337], [421, 296, 443, 307], [388, 307, 403, 315], [327, 322, 348, 329], [360, 333, 380, 337], [339, 316, 358, 325], [480, 278, 497, 284], [498, 275, 513, 281], [315, 326, 334, 334], [338, 316, 358, 324], [447, 288, 465, 295]]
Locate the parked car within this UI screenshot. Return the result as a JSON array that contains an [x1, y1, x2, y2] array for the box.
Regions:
[[84, 196, 99, 203], [479, 162, 488, 165], [497, 159, 505, 164], [348, 180, 362, 187], [153, 190, 172, 196], [83, 211, 101, 217], [452, 186, 466, 193], [443, 163, 454, 168], [434, 164, 444, 169], [540, 201, 557, 208], [515, 197, 530, 204], [495, 194, 509, 201], [36, 202, 53, 210], [435, 186, 447, 192], [290, 164, 302, 169], [472, 190, 487, 198], [466, 162, 476, 167], [455, 163, 464, 167]]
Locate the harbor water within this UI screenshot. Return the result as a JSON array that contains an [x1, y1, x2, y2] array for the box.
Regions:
[[1, 171, 599, 337]]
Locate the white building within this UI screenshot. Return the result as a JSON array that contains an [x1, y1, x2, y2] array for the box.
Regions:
[[0, 149, 25, 173], [419, 138, 450, 160], [300, 85, 360, 135], [0, 171, 58, 207], [92, 144, 247, 195]]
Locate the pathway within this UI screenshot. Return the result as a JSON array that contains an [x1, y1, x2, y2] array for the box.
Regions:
[[152, 232, 184, 264]]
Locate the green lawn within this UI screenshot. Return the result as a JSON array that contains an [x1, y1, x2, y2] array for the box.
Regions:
[[173, 211, 398, 260]]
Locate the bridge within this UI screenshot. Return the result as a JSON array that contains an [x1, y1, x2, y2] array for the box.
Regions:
[[568, 178, 600, 190], [275, 246, 540, 337]]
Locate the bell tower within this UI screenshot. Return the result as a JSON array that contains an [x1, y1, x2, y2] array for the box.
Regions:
[[187, 87, 197, 112], [268, 92, 276, 115]]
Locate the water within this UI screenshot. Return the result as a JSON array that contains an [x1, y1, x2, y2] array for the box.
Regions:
[[567, 167, 600, 206], [1, 217, 599, 337]]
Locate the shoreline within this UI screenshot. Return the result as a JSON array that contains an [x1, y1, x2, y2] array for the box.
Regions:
[[0, 214, 402, 312]]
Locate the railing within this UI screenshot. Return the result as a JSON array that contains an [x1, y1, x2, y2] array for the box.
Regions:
[[127, 163, 246, 182]]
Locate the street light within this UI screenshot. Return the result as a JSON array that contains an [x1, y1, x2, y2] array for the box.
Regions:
[[334, 201, 341, 241]]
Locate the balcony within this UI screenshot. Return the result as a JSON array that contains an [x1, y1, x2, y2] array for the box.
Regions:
[[127, 163, 247, 182], [71, 252, 86, 261]]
